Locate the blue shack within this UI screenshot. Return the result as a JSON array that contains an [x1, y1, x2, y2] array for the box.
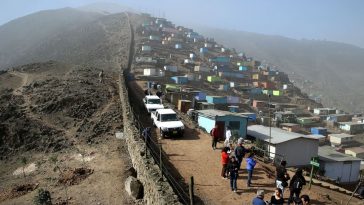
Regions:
[[311, 127, 327, 136], [209, 56, 230, 64], [206, 96, 227, 104], [239, 66, 248, 71], [194, 92, 206, 101], [171, 76, 188, 84], [197, 109, 248, 138]]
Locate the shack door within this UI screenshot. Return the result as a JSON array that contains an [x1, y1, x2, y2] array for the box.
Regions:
[[215, 121, 225, 140]]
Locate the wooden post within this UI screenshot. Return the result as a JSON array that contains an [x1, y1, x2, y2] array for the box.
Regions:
[[345, 181, 361, 205], [309, 164, 314, 190], [159, 144, 163, 178], [189, 176, 194, 205]]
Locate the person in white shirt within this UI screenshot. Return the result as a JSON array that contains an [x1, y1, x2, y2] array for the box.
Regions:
[[224, 126, 232, 147]]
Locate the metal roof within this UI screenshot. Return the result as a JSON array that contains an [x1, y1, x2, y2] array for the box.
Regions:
[[318, 146, 362, 162], [197, 109, 247, 119], [247, 125, 319, 144]]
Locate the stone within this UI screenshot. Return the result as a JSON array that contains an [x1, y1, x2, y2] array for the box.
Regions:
[[125, 176, 143, 200], [124, 167, 137, 178]]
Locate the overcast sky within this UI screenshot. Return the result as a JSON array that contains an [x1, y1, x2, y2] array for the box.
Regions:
[[1, 0, 364, 48]]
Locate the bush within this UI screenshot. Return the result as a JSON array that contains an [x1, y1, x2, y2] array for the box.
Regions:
[[33, 188, 52, 205]]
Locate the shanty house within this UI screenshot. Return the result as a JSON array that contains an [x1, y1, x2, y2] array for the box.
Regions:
[[171, 76, 188, 84], [338, 122, 364, 134], [164, 65, 178, 72], [143, 68, 156, 76], [207, 76, 222, 83], [329, 133, 355, 146], [247, 125, 320, 167], [197, 109, 248, 139], [280, 123, 300, 132], [314, 108, 337, 115], [206, 96, 227, 104], [194, 66, 210, 72], [345, 147, 364, 159], [318, 146, 361, 183]]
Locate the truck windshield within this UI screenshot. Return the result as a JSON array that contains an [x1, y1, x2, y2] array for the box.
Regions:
[[148, 99, 161, 104], [161, 114, 178, 122]]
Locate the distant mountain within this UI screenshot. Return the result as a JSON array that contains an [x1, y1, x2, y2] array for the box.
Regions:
[[78, 2, 137, 14], [0, 8, 134, 71], [196, 27, 364, 112]]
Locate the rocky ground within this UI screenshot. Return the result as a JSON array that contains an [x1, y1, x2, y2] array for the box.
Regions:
[[0, 61, 135, 204]]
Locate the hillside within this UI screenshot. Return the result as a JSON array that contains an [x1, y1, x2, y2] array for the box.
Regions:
[[0, 8, 146, 204], [0, 8, 131, 71], [196, 27, 364, 112]]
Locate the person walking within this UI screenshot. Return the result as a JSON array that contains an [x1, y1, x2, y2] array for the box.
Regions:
[[227, 157, 239, 192], [224, 126, 232, 147], [246, 152, 256, 187], [142, 127, 151, 148], [234, 141, 246, 170], [288, 169, 306, 204], [98, 70, 104, 83], [210, 124, 220, 150], [276, 160, 290, 195], [221, 147, 229, 179], [252, 190, 266, 205], [270, 188, 284, 205]]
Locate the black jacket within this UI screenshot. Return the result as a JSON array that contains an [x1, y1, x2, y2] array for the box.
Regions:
[[276, 165, 289, 182], [289, 174, 306, 190]]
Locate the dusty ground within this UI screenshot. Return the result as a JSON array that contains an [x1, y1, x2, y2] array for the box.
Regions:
[[131, 77, 363, 205], [0, 62, 135, 204]]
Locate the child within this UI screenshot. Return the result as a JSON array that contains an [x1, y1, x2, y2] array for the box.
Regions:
[[227, 157, 239, 192], [221, 147, 229, 179]]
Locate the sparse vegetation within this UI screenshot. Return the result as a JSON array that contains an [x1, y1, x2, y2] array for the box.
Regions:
[[33, 188, 52, 205]]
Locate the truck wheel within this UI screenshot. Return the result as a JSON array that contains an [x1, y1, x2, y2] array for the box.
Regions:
[[160, 129, 165, 139]]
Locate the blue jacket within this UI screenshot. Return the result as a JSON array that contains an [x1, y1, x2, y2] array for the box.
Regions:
[[246, 157, 256, 170], [252, 197, 266, 205]]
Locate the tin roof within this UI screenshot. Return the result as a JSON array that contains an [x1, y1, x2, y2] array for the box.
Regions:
[[329, 133, 354, 139], [197, 109, 247, 119], [247, 125, 319, 144], [318, 146, 362, 162]]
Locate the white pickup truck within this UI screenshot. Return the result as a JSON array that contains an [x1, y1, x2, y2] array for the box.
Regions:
[[151, 109, 184, 138], [143, 95, 164, 113]]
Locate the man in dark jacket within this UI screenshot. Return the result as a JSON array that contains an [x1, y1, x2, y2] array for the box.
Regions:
[[210, 124, 220, 150], [227, 157, 239, 192], [288, 169, 306, 203], [276, 160, 290, 195], [234, 142, 246, 170]]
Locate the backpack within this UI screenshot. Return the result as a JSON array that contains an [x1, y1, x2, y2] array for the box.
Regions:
[[293, 177, 304, 189]]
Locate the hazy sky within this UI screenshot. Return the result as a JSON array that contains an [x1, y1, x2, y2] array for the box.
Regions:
[[1, 0, 364, 48]]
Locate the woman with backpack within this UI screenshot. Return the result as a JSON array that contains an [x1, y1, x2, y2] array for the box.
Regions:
[[288, 169, 306, 203]]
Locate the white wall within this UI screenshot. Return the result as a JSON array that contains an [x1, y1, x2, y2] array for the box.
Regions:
[[275, 138, 319, 167], [323, 161, 361, 183]]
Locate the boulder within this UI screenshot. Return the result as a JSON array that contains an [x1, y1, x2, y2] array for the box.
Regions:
[[125, 176, 143, 199]]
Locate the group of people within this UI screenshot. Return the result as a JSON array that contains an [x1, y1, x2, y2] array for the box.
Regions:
[[211, 124, 311, 204], [252, 189, 311, 205]]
